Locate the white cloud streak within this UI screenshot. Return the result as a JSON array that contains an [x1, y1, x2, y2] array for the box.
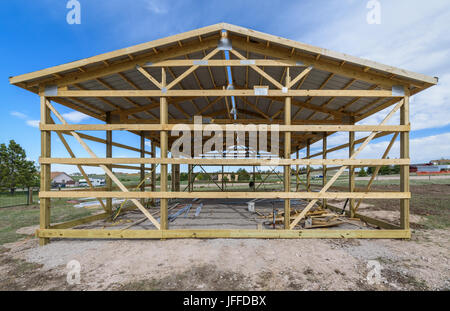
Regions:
[[62, 111, 91, 123], [26, 120, 40, 128]]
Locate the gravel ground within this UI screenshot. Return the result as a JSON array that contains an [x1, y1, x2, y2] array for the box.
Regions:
[[1, 228, 448, 291]]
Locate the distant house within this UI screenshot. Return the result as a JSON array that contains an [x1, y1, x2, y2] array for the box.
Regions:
[[51, 172, 75, 188]]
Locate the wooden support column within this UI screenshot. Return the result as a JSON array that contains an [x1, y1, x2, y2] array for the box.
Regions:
[[296, 150, 300, 191], [105, 112, 113, 213], [349, 126, 356, 217], [151, 140, 156, 205], [322, 133, 327, 209], [188, 164, 193, 192], [284, 67, 291, 229], [39, 96, 51, 246], [175, 164, 180, 191], [140, 131, 146, 205], [306, 139, 311, 192], [221, 165, 225, 191], [160, 68, 169, 230], [400, 90, 410, 229]]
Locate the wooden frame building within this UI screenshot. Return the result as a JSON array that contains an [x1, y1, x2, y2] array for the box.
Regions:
[[9, 23, 437, 244]]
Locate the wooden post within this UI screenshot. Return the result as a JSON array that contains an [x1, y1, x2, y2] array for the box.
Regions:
[[105, 112, 113, 213], [160, 68, 169, 230], [306, 139, 311, 192], [322, 133, 327, 209], [140, 131, 146, 205], [151, 141, 156, 204], [40, 96, 51, 246], [221, 165, 225, 191], [400, 90, 410, 229], [284, 67, 291, 229], [188, 164, 193, 192], [296, 150, 300, 191], [252, 165, 256, 192], [349, 127, 356, 217], [175, 164, 180, 191]]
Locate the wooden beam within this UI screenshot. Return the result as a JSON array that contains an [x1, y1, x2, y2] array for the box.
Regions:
[[41, 124, 410, 132], [39, 96, 51, 246], [400, 89, 410, 229], [284, 68, 291, 229], [322, 133, 327, 209], [106, 113, 113, 213], [39, 191, 411, 200], [160, 68, 169, 230], [36, 228, 412, 239], [40, 158, 410, 166], [47, 89, 399, 98]]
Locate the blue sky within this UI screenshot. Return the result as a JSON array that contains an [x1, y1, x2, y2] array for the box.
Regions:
[[1, 0, 450, 174]]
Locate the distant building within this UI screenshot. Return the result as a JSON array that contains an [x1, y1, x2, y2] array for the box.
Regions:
[[51, 172, 75, 188], [430, 159, 450, 165], [79, 178, 105, 187], [217, 173, 238, 182], [410, 164, 450, 174]]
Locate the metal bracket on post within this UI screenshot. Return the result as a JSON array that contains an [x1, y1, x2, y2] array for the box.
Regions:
[[254, 86, 269, 96], [193, 60, 209, 65], [44, 85, 58, 96], [392, 85, 405, 97], [240, 60, 255, 65], [218, 31, 232, 51]]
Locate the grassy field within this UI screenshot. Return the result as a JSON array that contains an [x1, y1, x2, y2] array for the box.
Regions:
[[0, 191, 39, 208], [0, 199, 95, 245], [0, 172, 448, 246]]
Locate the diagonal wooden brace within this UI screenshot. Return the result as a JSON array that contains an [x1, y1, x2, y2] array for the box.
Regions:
[[353, 132, 399, 213], [166, 48, 220, 90], [230, 49, 284, 90], [290, 99, 405, 229], [49, 116, 108, 213], [45, 100, 161, 229]]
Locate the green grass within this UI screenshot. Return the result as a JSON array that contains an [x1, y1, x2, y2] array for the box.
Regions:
[[0, 199, 96, 245], [0, 191, 38, 208]]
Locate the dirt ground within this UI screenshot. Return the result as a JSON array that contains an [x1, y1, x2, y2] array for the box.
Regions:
[[0, 185, 449, 291]]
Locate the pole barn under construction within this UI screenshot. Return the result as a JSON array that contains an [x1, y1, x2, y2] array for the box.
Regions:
[[9, 23, 438, 245]]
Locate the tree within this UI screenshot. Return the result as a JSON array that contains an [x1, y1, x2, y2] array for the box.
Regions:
[[0, 140, 39, 194], [358, 168, 368, 177], [391, 165, 401, 174], [379, 165, 391, 175], [237, 168, 250, 181]]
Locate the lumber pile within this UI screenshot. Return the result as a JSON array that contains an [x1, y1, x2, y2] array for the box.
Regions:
[[260, 208, 346, 229]]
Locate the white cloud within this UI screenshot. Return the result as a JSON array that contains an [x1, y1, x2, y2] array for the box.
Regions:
[[325, 132, 450, 164], [10, 111, 28, 119], [26, 120, 40, 128], [295, 1, 450, 131], [146, 0, 168, 14], [62, 111, 91, 123]]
